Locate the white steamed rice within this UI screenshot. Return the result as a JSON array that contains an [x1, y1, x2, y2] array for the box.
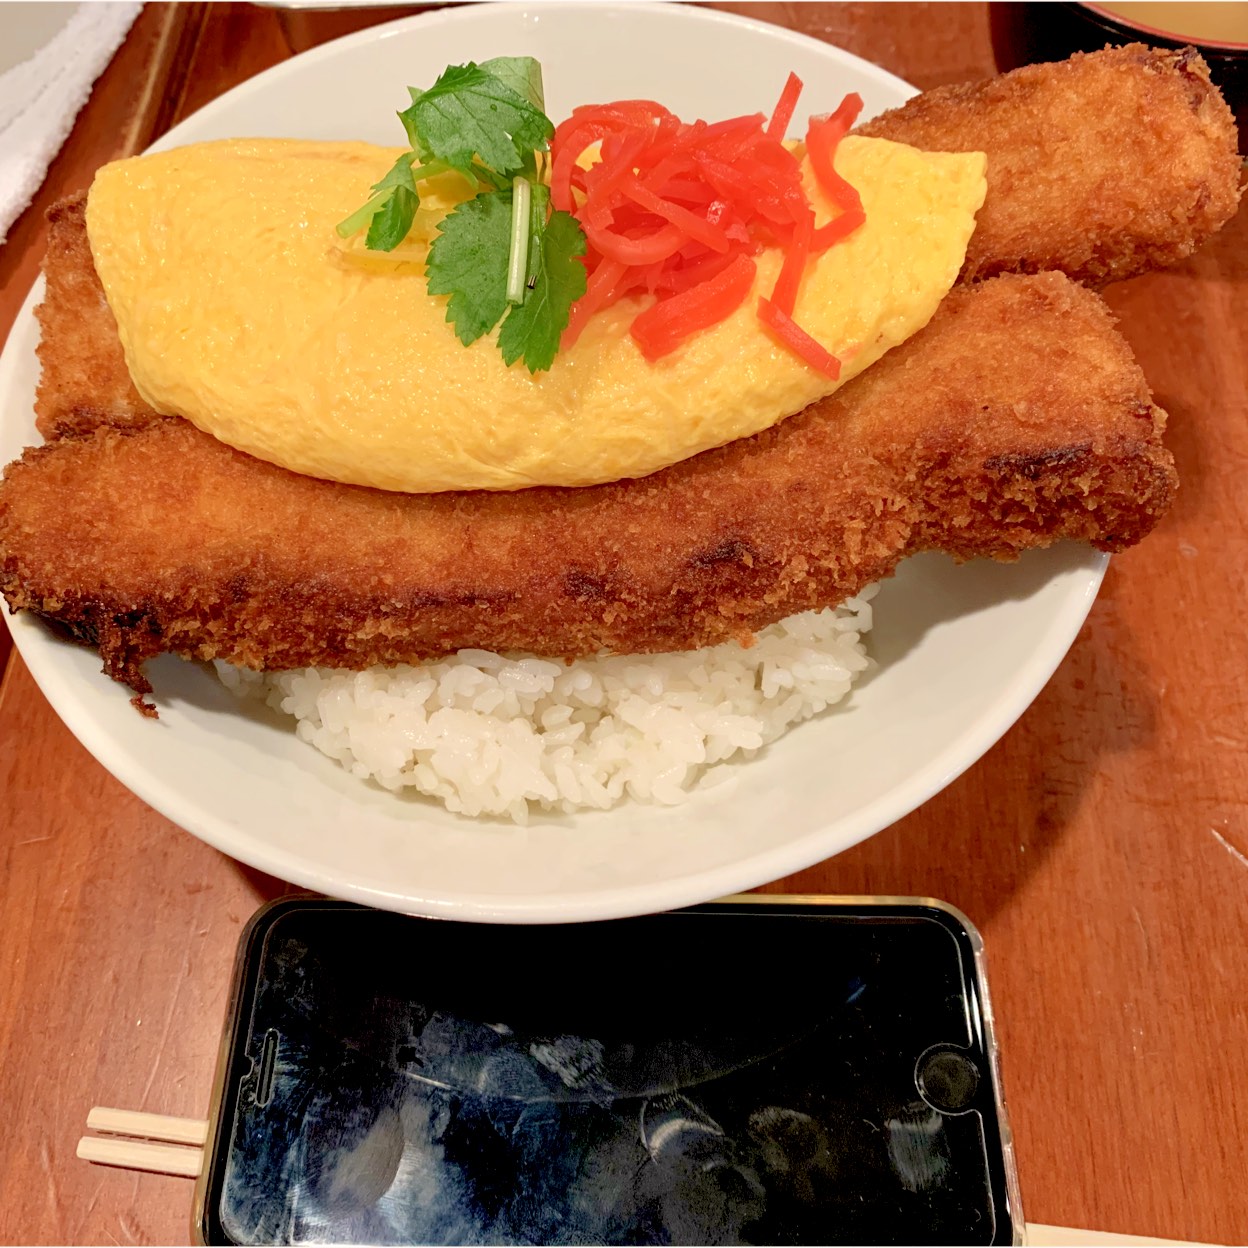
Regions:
[[214, 587, 877, 822]]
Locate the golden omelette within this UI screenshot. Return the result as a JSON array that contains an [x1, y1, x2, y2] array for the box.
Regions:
[[85, 137, 986, 493]]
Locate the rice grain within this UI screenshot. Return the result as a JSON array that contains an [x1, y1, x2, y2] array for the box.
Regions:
[[215, 588, 877, 822]]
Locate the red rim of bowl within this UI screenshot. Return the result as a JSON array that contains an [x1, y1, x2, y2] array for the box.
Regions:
[[1081, 2, 1248, 52]]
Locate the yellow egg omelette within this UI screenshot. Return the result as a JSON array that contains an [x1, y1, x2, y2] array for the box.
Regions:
[[85, 137, 986, 493]]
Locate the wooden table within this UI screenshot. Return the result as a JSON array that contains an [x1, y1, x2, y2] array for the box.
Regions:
[[0, 3, 1244, 1243]]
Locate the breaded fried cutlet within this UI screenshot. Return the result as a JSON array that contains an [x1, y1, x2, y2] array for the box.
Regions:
[[858, 44, 1242, 285], [0, 273, 1176, 705], [31, 45, 1242, 446], [34, 197, 163, 443]]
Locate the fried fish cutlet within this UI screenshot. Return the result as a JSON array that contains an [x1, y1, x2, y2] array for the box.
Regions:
[[0, 273, 1176, 704], [857, 44, 1242, 285], [34, 196, 160, 443], [32, 45, 1241, 446]]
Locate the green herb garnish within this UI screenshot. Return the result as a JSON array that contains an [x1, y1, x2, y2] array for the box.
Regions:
[[423, 188, 513, 345], [401, 59, 552, 179], [337, 56, 585, 374], [497, 188, 587, 374]]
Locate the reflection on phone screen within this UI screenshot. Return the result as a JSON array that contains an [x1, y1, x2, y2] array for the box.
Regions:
[[203, 903, 1012, 1245]]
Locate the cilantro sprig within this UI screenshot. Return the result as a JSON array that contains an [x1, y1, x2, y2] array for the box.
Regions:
[[337, 56, 586, 374]]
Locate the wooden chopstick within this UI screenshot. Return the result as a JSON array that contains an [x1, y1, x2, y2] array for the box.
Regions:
[[71, 1108, 1218, 1242], [85, 1106, 208, 1146], [1027, 1226, 1215, 1246], [78, 1106, 207, 1178], [76, 1134, 203, 1178]]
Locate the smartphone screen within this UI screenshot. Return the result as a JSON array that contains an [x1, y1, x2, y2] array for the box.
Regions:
[[198, 899, 1018, 1245]]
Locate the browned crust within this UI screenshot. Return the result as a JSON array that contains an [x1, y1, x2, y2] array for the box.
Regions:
[[34, 194, 165, 442], [0, 273, 1176, 696], [857, 43, 1243, 285]]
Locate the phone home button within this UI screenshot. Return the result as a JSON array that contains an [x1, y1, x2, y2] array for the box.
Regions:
[[915, 1045, 981, 1114]]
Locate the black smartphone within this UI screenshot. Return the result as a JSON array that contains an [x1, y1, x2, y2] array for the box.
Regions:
[[195, 897, 1022, 1246]]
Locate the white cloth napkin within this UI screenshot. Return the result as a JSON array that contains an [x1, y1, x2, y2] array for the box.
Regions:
[[0, 1, 141, 246]]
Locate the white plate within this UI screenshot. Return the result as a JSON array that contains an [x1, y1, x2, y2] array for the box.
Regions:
[[0, 2, 1105, 923]]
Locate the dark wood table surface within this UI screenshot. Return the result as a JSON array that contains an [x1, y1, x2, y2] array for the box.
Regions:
[[1, 3, 1245, 1243]]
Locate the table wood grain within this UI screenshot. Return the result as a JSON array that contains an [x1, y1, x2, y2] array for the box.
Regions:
[[1, 4, 1245, 1243]]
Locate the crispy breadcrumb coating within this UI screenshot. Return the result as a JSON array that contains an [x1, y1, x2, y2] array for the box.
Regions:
[[857, 44, 1242, 285], [0, 274, 1175, 705], [13, 45, 1241, 704], [34, 197, 165, 442]]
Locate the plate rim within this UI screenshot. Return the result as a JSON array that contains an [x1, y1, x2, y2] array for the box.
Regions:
[[145, 0, 923, 157]]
